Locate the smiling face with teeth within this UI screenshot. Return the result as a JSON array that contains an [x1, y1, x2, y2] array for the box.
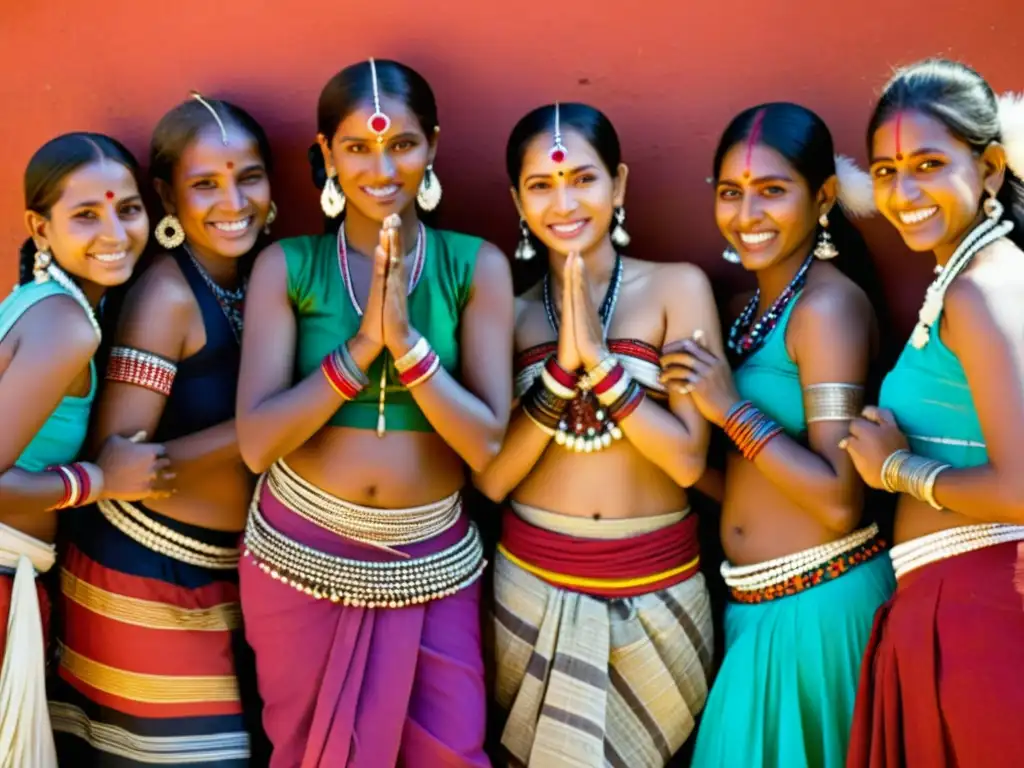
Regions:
[[25, 159, 149, 289], [318, 95, 436, 226], [715, 143, 822, 272], [159, 123, 272, 262], [870, 110, 998, 255], [514, 128, 627, 257]]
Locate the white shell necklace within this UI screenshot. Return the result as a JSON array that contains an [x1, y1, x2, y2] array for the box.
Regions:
[[910, 214, 1013, 349]]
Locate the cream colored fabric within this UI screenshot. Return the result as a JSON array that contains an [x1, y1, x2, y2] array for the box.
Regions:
[[0, 523, 57, 768], [508, 500, 688, 540]]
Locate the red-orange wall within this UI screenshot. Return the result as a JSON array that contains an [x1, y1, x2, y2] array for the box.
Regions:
[[2, 1, 1022, 334]]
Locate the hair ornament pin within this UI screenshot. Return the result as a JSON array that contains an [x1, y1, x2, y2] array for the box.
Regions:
[[549, 102, 567, 163], [367, 58, 392, 144], [190, 91, 229, 146]]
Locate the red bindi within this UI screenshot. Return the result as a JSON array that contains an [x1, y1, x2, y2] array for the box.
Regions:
[[226, 161, 235, 170], [744, 109, 767, 177], [105, 190, 115, 200]]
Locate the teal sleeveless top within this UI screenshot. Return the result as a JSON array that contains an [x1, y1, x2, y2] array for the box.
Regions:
[[879, 312, 986, 468], [733, 294, 806, 438], [0, 281, 96, 471], [284, 227, 481, 432]]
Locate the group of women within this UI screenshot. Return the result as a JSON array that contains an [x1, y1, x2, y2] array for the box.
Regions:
[[0, 54, 1022, 768]]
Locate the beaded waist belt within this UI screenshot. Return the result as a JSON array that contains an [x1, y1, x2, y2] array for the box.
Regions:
[[721, 524, 885, 604], [890, 523, 1024, 580], [97, 500, 240, 570], [243, 489, 486, 609], [266, 460, 460, 553]]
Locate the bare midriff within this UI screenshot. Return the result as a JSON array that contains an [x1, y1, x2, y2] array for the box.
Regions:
[[284, 426, 466, 508], [0, 509, 57, 544], [144, 460, 254, 533], [892, 496, 980, 545], [512, 439, 687, 520], [721, 452, 852, 566]]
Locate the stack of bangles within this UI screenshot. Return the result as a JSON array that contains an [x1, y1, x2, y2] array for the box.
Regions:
[[723, 400, 784, 461], [46, 462, 94, 510], [393, 337, 442, 388], [880, 449, 950, 510], [522, 354, 645, 450], [321, 341, 371, 400]]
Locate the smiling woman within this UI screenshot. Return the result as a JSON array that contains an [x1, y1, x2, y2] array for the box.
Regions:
[[0, 132, 168, 764], [234, 58, 512, 767], [46, 97, 274, 767]]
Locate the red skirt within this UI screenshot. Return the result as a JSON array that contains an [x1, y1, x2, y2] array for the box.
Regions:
[[847, 541, 1024, 767], [0, 572, 50, 665]]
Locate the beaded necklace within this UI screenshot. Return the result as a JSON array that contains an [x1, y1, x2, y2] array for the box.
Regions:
[[183, 245, 246, 343], [728, 254, 812, 361], [337, 223, 426, 436], [542, 255, 624, 452]]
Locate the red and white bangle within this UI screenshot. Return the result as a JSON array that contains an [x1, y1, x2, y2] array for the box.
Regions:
[[107, 346, 177, 397], [540, 357, 577, 400], [396, 337, 441, 389], [594, 363, 631, 407], [46, 462, 93, 510], [322, 342, 369, 401]]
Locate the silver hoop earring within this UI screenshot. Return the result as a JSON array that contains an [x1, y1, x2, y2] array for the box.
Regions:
[[722, 247, 741, 264], [321, 174, 345, 218], [264, 201, 277, 235], [417, 165, 442, 211], [611, 206, 631, 247], [983, 193, 1004, 221], [813, 213, 839, 260], [155, 215, 185, 250], [514, 219, 537, 261]]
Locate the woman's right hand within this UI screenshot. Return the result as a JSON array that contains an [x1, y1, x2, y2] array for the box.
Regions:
[[96, 431, 176, 502], [557, 254, 581, 371], [353, 228, 389, 356]]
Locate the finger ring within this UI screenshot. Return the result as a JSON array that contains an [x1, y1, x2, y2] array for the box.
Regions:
[[389, 256, 398, 267]]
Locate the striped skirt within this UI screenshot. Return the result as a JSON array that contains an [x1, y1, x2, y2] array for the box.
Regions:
[[48, 503, 251, 765], [492, 503, 713, 768]]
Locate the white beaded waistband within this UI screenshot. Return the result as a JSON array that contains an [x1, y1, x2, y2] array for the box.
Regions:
[[244, 488, 485, 609], [97, 500, 240, 570], [721, 524, 880, 591], [890, 523, 1024, 580], [266, 461, 460, 553]]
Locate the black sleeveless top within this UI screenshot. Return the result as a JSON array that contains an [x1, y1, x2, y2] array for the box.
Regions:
[[153, 251, 240, 442]]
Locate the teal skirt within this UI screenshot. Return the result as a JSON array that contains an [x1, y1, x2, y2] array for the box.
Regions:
[[691, 554, 894, 768]]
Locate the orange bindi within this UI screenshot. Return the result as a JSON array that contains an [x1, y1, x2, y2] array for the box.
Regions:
[[226, 161, 235, 170]]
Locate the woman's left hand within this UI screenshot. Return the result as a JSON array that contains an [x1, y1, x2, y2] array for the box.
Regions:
[[381, 216, 414, 355], [660, 337, 740, 426], [571, 254, 610, 370], [839, 406, 910, 489]]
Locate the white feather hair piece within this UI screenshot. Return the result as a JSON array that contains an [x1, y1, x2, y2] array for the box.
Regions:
[[834, 154, 876, 218], [997, 92, 1024, 179]]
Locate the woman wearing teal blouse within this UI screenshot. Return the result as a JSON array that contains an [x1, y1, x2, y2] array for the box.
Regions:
[[235, 59, 512, 767], [0, 132, 171, 763], [845, 58, 1024, 767], [661, 103, 895, 768]]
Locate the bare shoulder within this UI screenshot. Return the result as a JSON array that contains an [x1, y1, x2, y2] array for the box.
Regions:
[[19, 295, 99, 360], [122, 254, 194, 315], [795, 268, 873, 328], [946, 239, 1024, 336], [250, 242, 288, 285], [472, 241, 513, 286], [636, 259, 715, 303]]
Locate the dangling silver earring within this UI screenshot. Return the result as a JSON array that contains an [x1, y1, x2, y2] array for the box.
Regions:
[[722, 246, 741, 264], [155, 215, 185, 249], [33, 248, 52, 283], [611, 206, 631, 247], [814, 213, 839, 260], [514, 219, 536, 260], [983, 193, 1004, 221], [321, 172, 345, 218], [264, 201, 277, 235], [417, 165, 442, 211]]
